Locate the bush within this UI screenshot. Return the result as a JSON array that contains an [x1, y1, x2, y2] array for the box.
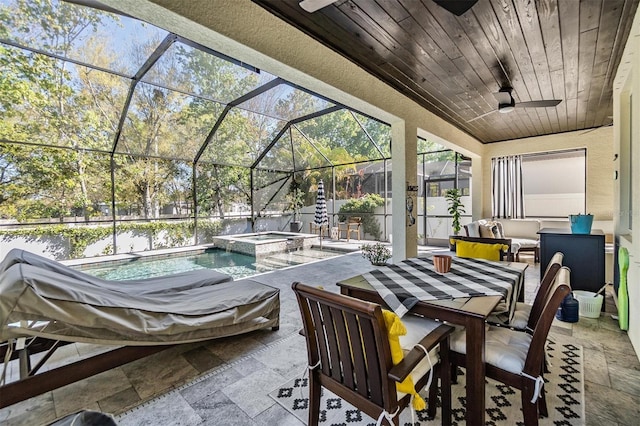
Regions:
[[338, 194, 385, 240]]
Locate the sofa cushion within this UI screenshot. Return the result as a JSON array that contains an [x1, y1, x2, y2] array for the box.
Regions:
[[512, 237, 539, 249]]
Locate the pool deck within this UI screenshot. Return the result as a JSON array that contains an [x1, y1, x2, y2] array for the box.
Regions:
[[1, 245, 638, 425]]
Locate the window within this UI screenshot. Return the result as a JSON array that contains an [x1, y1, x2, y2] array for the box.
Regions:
[[521, 149, 586, 217]]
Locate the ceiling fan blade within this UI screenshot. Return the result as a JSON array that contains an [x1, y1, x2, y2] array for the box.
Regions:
[[515, 99, 562, 108], [299, 0, 337, 12], [467, 109, 497, 123], [433, 0, 478, 16]]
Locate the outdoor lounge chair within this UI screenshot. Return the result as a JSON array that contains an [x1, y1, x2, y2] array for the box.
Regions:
[[0, 250, 280, 408]]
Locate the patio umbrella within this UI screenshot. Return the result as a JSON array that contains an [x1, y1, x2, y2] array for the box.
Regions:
[[314, 180, 329, 248]]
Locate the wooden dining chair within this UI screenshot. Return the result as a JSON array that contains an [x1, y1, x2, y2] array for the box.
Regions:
[[292, 282, 455, 426], [449, 266, 571, 426], [488, 251, 564, 332]]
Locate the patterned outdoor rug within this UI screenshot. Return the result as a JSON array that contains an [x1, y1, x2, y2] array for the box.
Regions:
[[270, 341, 584, 425]]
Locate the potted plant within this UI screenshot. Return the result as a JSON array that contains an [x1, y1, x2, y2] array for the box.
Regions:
[[285, 185, 305, 232], [445, 188, 466, 251], [444, 188, 466, 235], [360, 242, 391, 266]]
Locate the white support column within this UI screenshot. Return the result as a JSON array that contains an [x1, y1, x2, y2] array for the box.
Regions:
[[391, 120, 418, 262]]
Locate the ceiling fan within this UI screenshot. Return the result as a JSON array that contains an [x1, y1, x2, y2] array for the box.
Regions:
[[467, 87, 562, 122]]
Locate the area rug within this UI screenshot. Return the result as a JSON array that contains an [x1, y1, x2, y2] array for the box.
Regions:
[[270, 341, 584, 425]]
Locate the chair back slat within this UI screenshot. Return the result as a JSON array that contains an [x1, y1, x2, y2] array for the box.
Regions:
[[308, 299, 332, 377], [320, 304, 343, 382], [331, 306, 355, 389], [526, 252, 564, 330], [345, 313, 369, 398], [523, 266, 571, 375], [359, 316, 384, 405]]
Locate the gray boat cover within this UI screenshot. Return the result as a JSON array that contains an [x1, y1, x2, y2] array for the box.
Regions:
[[0, 253, 280, 345], [0, 248, 234, 295]]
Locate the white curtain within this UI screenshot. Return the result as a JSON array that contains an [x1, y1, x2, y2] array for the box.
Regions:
[[491, 155, 525, 219]]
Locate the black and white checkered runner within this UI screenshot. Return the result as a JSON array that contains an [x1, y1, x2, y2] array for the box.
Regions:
[[362, 256, 524, 318]]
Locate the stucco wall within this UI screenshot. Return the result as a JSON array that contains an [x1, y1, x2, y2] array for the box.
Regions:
[[482, 126, 614, 221]]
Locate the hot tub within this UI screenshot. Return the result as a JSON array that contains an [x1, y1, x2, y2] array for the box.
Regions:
[[211, 232, 317, 257]]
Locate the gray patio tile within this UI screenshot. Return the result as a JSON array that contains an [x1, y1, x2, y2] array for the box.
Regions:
[[0, 392, 56, 426], [584, 380, 640, 426], [191, 391, 256, 426], [255, 401, 305, 425], [121, 350, 199, 400], [116, 392, 202, 426], [205, 334, 266, 362], [222, 368, 287, 418], [179, 366, 243, 405], [52, 368, 130, 416], [583, 347, 610, 387], [98, 387, 141, 415]]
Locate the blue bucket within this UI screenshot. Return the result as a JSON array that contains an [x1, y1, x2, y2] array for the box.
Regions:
[[569, 214, 593, 234]]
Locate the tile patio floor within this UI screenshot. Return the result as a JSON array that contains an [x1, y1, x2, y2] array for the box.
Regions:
[[1, 248, 639, 425]]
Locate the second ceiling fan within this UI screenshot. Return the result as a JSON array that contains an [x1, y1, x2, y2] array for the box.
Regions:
[[467, 87, 562, 122]]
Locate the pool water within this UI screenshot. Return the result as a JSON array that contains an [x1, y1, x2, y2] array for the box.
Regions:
[[78, 247, 342, 281]]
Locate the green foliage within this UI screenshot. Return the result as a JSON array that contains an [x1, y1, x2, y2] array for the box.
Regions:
[[338, 194, 385, 239], [444, 188, 466, 235], [0, 224, 112, 259], [196, 219, 224, 243], [0, 220, 223, 259]]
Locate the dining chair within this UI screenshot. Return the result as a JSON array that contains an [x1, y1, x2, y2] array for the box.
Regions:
[[292, 282, 455, 426], [449, 266, 571, 426], [488, 251, 564, 332]]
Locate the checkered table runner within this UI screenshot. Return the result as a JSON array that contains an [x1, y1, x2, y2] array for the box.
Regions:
[[361, 256, 524, 318]]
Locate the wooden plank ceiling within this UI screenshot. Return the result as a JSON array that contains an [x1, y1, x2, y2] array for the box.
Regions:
[[252, 0, 639, 143]]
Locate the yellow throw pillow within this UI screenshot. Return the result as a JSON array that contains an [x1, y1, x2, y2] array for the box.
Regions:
[[381, 310, 426, 410], [455, 240, 508, 261]]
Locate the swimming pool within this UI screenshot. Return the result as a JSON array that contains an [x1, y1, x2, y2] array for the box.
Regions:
[[76, 247, 342, 281]]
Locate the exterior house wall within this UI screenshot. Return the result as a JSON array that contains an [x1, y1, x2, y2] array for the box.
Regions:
[[482, 127, 614, 223], [613, 4, 640, 359]]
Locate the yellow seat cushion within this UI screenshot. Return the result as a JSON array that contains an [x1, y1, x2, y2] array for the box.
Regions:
[[381, 310, 426, 410], [454, 239, 508, 261]]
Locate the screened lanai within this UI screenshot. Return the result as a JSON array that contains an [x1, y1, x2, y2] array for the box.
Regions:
[[0, 0, 468, 259]]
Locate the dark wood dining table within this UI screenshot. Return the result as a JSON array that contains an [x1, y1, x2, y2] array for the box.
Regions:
[[336, 258, 528, 425]]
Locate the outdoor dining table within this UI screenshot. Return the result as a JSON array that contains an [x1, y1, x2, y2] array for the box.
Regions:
[[336, 255, 528, 425]]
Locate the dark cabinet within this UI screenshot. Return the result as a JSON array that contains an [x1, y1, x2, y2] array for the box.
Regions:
[[538, 228, 605, 293]]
